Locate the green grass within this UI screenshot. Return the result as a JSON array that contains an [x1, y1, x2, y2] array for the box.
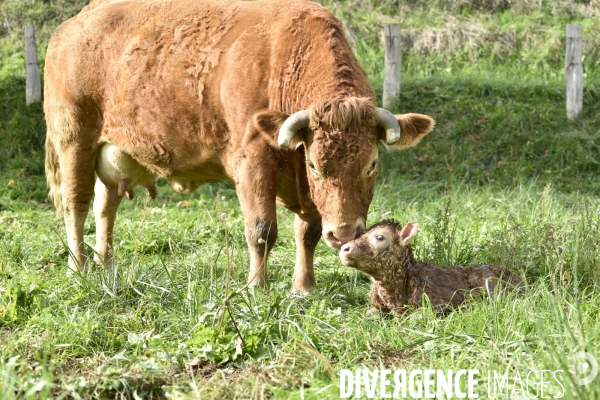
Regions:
[[2, 183, 600, 398], [2, 0, 600, 398]]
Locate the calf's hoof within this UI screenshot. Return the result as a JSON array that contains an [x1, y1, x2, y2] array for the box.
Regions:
[[365, 307, 381, 318]]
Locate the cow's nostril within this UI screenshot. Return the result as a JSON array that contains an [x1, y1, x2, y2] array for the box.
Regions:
[[327, 231, 339, 243], [342, 245, 351, 252], [327, 229, 357, 245]]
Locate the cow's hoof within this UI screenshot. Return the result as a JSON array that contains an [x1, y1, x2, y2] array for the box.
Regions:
[[246, 270, 269, 291], [290, 286, 316, 297], [66, 261, 88, 276], [93, 254, 115, 269], [291, 277, 316, 295], [247, 279, 269, 293]]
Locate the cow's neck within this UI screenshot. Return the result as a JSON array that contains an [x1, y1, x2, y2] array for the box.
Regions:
[[271, 14, 376, 112]]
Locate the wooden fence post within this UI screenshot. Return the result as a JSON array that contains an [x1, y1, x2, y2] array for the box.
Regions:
[[383, 24, 401, 110], [566, 24, 583, 119], [25, 25, 41, 105]]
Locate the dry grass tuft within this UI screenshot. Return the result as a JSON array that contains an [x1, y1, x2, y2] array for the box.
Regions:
[[400, 0, 599, 15], [325, 0, 600, 66], [401, 18, 517, 60]]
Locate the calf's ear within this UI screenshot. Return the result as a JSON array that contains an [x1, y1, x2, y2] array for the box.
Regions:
[[384, 113, 434, 149], [253, 110, 306, 149], [399, 222, 419, 245]]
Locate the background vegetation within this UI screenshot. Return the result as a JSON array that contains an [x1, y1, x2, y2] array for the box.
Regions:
[[1, 0, 599, 398]]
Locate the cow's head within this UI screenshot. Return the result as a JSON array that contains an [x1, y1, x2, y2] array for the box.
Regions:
[[254, 98, 434, 249]]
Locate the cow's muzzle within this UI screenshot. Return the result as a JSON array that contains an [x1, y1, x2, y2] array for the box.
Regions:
[[322, 219, 365, 249]]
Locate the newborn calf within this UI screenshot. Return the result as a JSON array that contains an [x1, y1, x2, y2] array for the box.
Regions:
[[340, 220, 522, 315]]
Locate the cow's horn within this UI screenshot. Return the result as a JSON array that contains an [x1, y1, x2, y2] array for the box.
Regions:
[[375, 108, 401, 145], [278, 110, 310, 149]]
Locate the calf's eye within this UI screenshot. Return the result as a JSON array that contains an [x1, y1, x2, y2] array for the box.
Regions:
[[376, 235, 384, 241]]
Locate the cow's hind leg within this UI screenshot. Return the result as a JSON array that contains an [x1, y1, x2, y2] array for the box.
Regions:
[[48, 104, 99, 274], [60, 145, 96, 274], [93, 178, 122, 268], [292, 212, 322, 294]]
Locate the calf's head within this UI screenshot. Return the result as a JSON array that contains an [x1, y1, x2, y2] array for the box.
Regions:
[[255, 98, 433, 249], [339, 220, 419, 278]]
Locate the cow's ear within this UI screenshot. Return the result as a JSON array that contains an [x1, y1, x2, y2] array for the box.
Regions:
[[398, 222, 419, 245], [253, 110, 289, 146], [384, 113, 434, 149], [254, 110, 307, 149]]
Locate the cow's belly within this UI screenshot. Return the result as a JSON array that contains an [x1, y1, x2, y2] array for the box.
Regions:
[[166, 173, 225, 193], [96, 142, 230, 198]]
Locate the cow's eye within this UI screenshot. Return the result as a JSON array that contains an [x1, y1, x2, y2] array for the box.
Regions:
[[376, 235, 385, 241], [367, 160, 378, 175], [308, 160, 321, 178]]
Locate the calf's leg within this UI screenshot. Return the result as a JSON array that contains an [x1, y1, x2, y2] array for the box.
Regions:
[[292, 212, 321, 294], [93, 178, 122, 268]]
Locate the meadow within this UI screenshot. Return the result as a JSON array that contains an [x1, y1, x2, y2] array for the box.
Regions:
[[1, 0, 600, 398]]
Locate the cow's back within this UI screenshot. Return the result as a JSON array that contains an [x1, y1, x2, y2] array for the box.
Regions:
[[46, 0, 268, 175], [44, 0, 371, 181]]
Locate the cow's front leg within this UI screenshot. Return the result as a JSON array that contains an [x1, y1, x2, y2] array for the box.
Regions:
[[236, 174, 278, 289], [93, 178, 122, 268], [292, 212, 322, 294]]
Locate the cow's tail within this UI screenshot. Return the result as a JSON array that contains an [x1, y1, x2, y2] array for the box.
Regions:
[[45, 134, 63, 214]]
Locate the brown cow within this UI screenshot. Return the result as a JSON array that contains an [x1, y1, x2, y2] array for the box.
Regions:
[[44, 0, 434, 293]]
